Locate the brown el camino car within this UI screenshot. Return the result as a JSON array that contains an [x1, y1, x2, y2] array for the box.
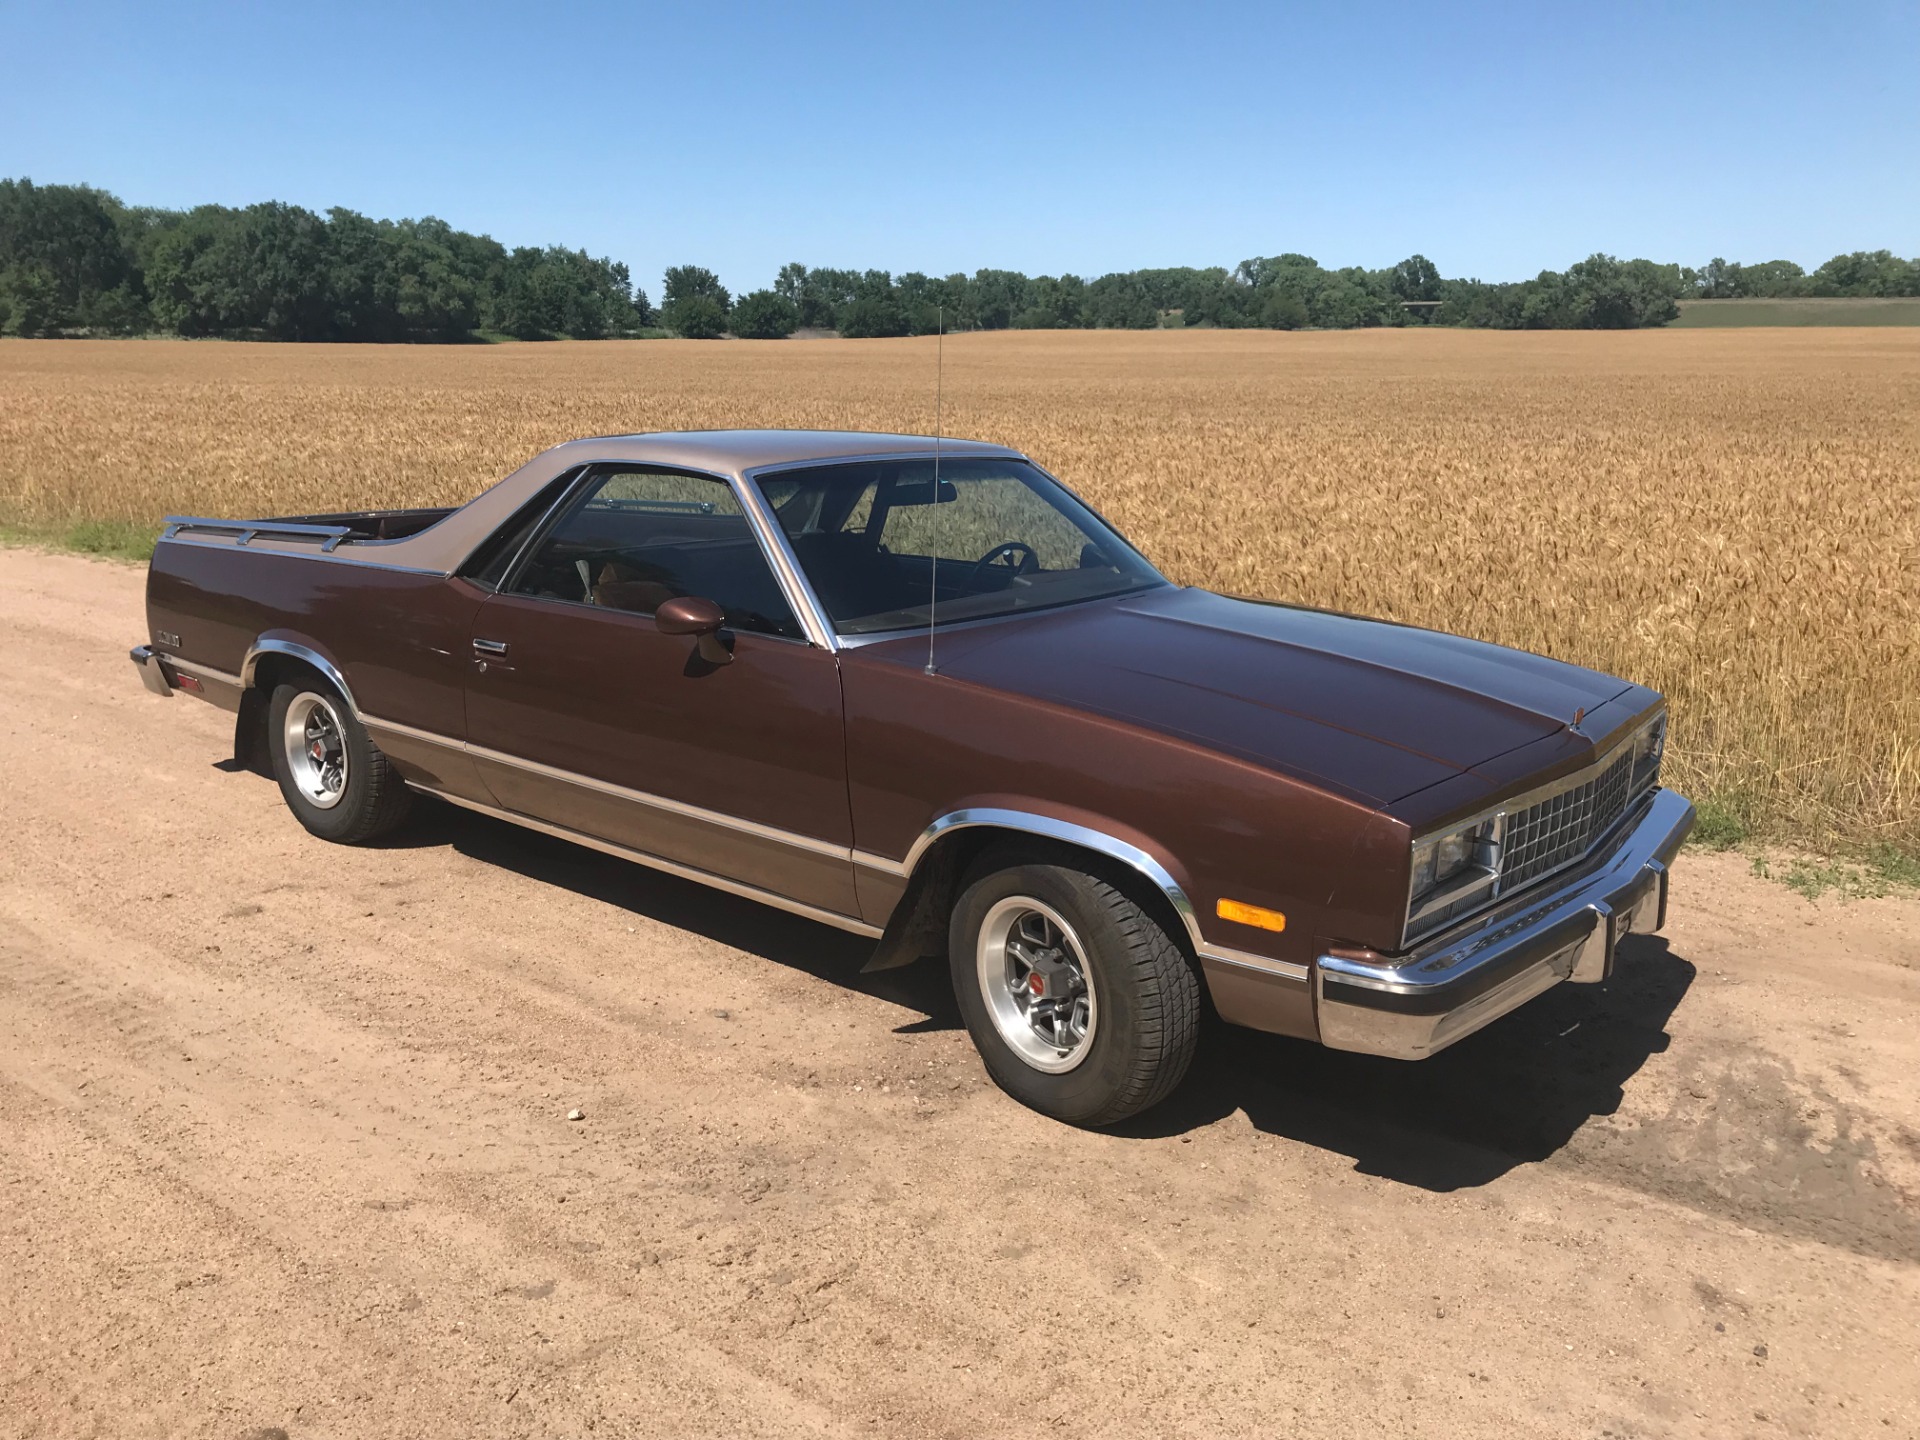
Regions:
[[131, 430, 1694, 1125]]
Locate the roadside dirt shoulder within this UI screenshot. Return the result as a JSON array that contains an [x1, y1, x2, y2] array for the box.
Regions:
[[3, 546, 1916, 1439]]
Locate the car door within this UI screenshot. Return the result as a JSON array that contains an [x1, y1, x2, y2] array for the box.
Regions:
[[461, 464, 858, 919]]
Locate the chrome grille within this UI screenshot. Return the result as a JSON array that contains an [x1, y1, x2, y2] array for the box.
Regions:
[[1501, 750, 1635, 890]]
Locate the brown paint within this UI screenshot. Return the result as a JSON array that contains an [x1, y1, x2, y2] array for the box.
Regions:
[[141, 431, 1668, 1046], [462, 593, 856, 915]]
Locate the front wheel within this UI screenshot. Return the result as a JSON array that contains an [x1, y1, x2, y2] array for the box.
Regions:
[[950, 854, 1200, 1126], [266, 680, 413, 844]]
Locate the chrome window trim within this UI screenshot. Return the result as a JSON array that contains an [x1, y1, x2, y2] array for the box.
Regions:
[[468, 465, 590, 592], [854, 806, 1307, 984], [493, 460, 831, 650], [741, 451, 1169, 650], [1400, 706, 1667, 950], [743, 448, 1021, 483], [734, 463, 840, 651], [409, 784, 882, 938], [473, 588, 815, 647]]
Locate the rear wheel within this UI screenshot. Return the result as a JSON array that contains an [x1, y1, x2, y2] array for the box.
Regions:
[[950, 853, 1199, 1126], [266, 680, 413, 843]]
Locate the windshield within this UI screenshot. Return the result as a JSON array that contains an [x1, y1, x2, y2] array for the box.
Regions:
[[755, 458, 1165, 636]]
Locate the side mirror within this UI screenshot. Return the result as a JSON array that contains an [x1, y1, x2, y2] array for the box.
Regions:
[[654, 595, 733, 666]]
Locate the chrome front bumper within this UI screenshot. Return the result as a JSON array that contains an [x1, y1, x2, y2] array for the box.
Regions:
[[1315, 787, 1696, 1060], [130, 644, 174, 696]]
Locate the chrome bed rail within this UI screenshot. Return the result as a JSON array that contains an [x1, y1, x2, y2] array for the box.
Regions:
[[162, 515, 357, 551]]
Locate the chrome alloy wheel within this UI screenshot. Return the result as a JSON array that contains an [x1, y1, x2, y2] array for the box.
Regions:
[[282, 690, 349, 810], [976, 896, 1098, 1073]]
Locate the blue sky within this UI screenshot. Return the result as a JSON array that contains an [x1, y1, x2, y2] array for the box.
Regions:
[[5, 0, 1915, 297]]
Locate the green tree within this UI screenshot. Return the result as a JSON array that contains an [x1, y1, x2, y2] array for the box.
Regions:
[[1260, 290, 1310, 329], [0, 261, 60, 336], [0, 178, 145, 332], [1390, 254, 1442, 302], [661, 264, 730, 335], [1810, 250, 1918, 297], [668, 294, 729, 338], [1084, 273, 1158, 328], [730, 288, 799, 338], [836, 292, 907, 337]]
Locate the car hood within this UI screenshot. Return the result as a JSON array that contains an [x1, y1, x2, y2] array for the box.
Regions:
[[917, 587, 1634, 806]]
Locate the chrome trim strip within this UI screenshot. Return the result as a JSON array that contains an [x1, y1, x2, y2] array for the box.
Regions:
[[361, 715, 466, 752], [464, 741, 852, 860], [867, 807, 1203, 940], [166, 657, 245, 690], [164, 515, 356, 550], [851, 848, 909, 878], [732, 465, 838, 651], [240, 640, 360, 714], [860, 807, 1305, 981], [409, 784, 883, 938], [1201, 944, 1312, 983]]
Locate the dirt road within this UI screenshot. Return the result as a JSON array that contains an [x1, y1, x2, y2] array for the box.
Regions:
[[3, 546, 1917, 1440]]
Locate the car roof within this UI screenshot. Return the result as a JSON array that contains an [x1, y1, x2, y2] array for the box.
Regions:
[[307, 430, 1027, 575], [551, 429, 1023, 474]]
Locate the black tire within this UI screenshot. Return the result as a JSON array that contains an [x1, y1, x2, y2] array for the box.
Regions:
[[949, 851, 1200, 1126], [265, 678, 413, 844]]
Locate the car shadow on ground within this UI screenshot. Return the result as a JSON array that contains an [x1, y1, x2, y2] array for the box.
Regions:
[[370, 794, 1691, 1192], [396, 797, 964, 1028], [1118, 934, 1696, 1189]]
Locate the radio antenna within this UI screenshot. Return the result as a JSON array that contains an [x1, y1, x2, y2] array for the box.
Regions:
[[925, 305, 943, 676]]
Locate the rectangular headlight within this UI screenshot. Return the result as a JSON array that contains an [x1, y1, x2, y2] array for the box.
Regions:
[[1407, 815, 1504, 940]]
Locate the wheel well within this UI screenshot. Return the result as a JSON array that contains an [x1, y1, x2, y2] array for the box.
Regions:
[[232, 653, 332, 776], [867, 825, 1198, 973]]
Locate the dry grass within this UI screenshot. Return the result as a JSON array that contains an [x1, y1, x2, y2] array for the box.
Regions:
[[2, 330, 1916, 847]]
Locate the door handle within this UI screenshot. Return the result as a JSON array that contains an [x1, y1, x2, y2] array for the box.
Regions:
[[473, 638, 509, 656]]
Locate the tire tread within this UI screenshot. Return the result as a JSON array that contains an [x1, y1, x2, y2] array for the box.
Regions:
[[952, 848, 1201, 1127]]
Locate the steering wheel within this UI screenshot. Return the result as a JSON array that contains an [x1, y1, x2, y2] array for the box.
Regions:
[[962, 540, 1038, 591]]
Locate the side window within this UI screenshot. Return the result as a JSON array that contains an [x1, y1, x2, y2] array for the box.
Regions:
[[508, 467, 802, 639]]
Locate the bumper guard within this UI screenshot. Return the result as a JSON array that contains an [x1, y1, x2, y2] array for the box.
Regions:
[[130, 644, 174, 697]]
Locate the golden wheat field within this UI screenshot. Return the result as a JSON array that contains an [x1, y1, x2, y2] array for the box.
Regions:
[[2, 330, 1916, 847]]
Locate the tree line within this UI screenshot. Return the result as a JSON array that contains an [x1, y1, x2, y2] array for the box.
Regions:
[[4, 178, 1917, 341]]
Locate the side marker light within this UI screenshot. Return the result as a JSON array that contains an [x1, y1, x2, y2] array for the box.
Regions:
[[1216, 898, 1286, 933]]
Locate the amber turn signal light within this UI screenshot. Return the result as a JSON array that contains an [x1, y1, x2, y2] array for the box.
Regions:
[[1216, 898, 1286, 932]]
